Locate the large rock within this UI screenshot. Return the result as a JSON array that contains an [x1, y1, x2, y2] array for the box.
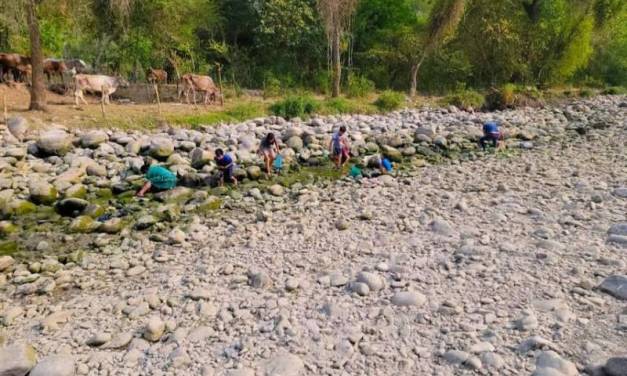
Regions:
[[286, 136, 304, 152], [391, 291, 426, 307], [247, 166, 263, 180], [604, 357, 627, 376], [55, 198, 89, 217], [149, 137, 174, 159], [532, 351, 578, 376], [143, 316, 165, 342], [259, 353, 304, 376], [0, 343, 38, 376], [29, 355, 75, 376], [381, 145, 402, 163], [0, 255, 15, 272], [190, 148, 213, 169], [29, 180, 58, 205], [69, 216, 98, 233], [7, 117, 28, 141], [599, 275, 627, 300], [80, 130, 108, 148], [155, 187, 192, 204], [37, 130, 72, 156]]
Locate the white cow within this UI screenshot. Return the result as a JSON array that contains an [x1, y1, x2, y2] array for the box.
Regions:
[[74, 74, 129, 106]]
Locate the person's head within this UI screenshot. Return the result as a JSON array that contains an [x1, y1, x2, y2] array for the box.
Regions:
[[339, 126, 347, 134], [140, 157, 156, 173], [266, 133, 275, 143], [215, 148, 224, 159]]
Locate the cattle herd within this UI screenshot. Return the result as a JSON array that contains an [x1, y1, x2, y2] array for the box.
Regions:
[[0, 52, 223, 107]]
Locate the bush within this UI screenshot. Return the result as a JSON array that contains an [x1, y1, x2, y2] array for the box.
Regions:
[[374, 91, 405, 112], [601, 86, 626, 95], [323, 98, 353, 114], [314, 71, 332, 96], [443, 90, 485, 109], [270, 95, 320, 119], [346, 73, 375, 98], [263, 75, 282, 98], [485, 84, 515, 111], [579, 88, 594, 97]]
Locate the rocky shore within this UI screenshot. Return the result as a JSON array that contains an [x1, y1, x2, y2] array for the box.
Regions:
[[0, 96, 626, 375]]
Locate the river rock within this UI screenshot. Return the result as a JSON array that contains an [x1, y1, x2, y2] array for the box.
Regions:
[[7, 117, 28, 141], [259, 353, 304, 376], [149, 137, 174, 159], [29, 180, 58, 205], [143, 317, 165, 342], [56, 198, 89, 217], [598, 275, 627, 300], [381, 145, 402, 162], [0, 255, 15, 272], [247, 166, 262, 180], [532, 351, 578, 376], [391, 291, 426, 307], [356, 271, 384, 291], [30, 355, 75, 376], [603, 357, 627, 376], [37, 130, 72, 156], [0, 343, 37, 376], [80, 130, 108, 148]]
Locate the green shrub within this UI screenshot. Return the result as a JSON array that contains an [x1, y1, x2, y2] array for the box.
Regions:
[[226, 103, 266, 120], [314, 71, 332, 95], [374, 91, 405, 112], [346, 73, 375, 98], [485, 84, 515, 111], [443, 90, 485, 109], [263, 75, 282, 98], [579, 88, 594, 97], [323, 98, 353, 114], [269, 95, 320, 119], [601, 86, 626, 95]]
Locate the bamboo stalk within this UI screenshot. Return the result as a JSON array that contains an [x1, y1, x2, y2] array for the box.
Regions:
[[216, 63, 224, 106]]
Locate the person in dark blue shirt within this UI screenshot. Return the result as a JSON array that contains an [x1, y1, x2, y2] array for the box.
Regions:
[[479, 121, 503, 151], [215, 149, 237, 186]]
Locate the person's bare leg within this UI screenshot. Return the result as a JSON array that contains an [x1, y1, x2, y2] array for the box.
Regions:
[[137, 182, 152, 197], [231, 177, 238, 186], [265, 156, 272, 174]]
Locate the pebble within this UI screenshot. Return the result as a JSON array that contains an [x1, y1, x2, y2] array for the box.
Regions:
[[391, 291, 426, 307], [143, 316, 165, 342]]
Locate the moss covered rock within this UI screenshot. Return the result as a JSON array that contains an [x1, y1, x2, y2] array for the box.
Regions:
[[3, 200, 37, 217], [69, 215, 99, 233], [64, 184, 87, 199], [247, 166, 263, 180], [29, 180, 58, 205], [381, 145, 403, 163], [0, 221, 18, 236], [36, 130, 73, 156]]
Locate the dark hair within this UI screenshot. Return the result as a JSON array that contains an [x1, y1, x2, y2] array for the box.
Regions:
[[339, 126, 347, 133], [215, 148, 224, 157], [266, 133, 275, 142], [140, 157, 154, 173]]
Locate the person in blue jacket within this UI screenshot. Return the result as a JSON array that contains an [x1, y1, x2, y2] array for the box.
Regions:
[[215, 149, 238, 186], [479, 121, 503, 151]]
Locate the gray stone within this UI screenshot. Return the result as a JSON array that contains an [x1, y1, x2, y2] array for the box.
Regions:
[[609, 223, 627, 236], [356, 271, 384, 291], [29, 180, 58, 205], [604, 357, 627, 376], [443, 350, 469, 365], [103, 333, 133, 349], [259, 353, 304, 376], [0, 255, 15, 272], [249, 271, 271, 289], [286, 136, 304, 152], [55, 198, 89, 217], [0, 343, 37, 376], [149, 137, 174, 159], [7, 117, 28, 141], [143, 317, 165, 342], [481, 352, 505, 369], [532, 351, 578, 376], [391, 291, 426, 307], [350, 282, 370, 296], [268, 184, 285, 196], [430, 219, 453, 236], [381, 145, 402, 163], [37, 130, 72, 156], [30, 355, 75, 376], [599, 275, 627, 300], [247, 166, 262, 180], [80, 130, 108, 148], [190, 148, 213, 169], [86, 164, 107, 177], [613, 188, 627, 198]]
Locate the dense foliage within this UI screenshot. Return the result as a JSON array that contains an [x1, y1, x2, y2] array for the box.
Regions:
[[1, 0, 625, 93]]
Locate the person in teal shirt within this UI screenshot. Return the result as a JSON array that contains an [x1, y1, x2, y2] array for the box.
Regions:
[[136, 162, 177, 197]]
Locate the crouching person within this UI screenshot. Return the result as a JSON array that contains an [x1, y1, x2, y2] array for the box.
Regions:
[[479, 121, 504, 151], [136, 159, 177, 197], [215, 149, 238, 186]]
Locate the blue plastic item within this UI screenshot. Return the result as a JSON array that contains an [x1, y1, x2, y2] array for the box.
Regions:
[[273, 155, 284, 171]]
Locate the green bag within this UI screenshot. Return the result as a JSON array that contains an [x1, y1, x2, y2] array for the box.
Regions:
[[349, 165, 362, 178]]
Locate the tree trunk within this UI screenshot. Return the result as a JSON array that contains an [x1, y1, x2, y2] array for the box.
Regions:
[[331, 24, 341, 98], [26, 0, 46, 111], [409, 64, 419, 98], [409, 53, 427, 98]]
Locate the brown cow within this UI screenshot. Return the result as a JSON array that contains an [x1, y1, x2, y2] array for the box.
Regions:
[[0, 53, 31, 83], [43, 59, 67, 82], [147, 68, 167, 84], [178, 73, 222, 106]]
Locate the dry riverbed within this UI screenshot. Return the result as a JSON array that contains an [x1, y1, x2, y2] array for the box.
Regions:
[[0, 96, 626, 375]]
